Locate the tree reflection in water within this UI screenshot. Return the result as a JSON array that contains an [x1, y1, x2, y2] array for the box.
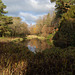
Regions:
[[26, 38, 52, 53]]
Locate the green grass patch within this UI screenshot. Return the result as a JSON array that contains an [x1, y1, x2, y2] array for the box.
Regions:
[[47, 32, 56, 40], [0, 37, 23, 43], [47, 34, 53, 39], [26, 35, 46, 40]]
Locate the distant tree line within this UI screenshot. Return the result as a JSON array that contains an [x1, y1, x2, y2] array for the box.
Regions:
[[29, 13, 57, 37], [9, 17, 29, 37]]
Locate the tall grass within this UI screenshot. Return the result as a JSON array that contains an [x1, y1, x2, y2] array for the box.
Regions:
[[0, 41, 75, 75]]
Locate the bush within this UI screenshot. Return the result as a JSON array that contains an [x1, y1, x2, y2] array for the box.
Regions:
[[53, 5, 75, 48], [26, 47, 75, 75]]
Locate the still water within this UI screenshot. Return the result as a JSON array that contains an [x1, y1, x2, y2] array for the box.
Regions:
[[25, 38, 52, 53]]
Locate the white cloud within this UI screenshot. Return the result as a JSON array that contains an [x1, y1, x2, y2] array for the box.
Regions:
[[19, 12, 44, 25], [2, 0, 55, 24]]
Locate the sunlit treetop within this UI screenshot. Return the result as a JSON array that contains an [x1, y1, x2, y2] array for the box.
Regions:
[[0, 0, 8, 16], [50, 0, 75, 17], [50, 0, 75, 3]]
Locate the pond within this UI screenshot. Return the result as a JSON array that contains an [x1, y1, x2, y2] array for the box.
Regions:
[[24, 38, 52, 53]]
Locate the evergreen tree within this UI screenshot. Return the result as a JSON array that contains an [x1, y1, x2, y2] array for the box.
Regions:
[[0, 0, 12, 37], [53, 5, 75, 47], [50, 0, 75, 17]]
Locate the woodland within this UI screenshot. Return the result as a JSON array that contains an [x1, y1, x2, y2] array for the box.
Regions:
[[0, 0, 75, 75]]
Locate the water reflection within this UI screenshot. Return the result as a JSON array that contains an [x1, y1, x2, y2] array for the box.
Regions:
[[26, 39, 52, 53], [28, 45, 36, 53]]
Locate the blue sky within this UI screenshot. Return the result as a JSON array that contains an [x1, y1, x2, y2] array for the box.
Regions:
[[2, 0, 55, 25]]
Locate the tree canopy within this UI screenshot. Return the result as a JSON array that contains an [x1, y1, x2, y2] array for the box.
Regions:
[[53, 5, 75, 47], [0, 0, 12, 37], [50, 0, 75, 17]]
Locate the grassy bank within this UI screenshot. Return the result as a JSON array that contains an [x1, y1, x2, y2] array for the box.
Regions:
[[0, 37, 24, 43], [0, 34, 53, 43], [26, 35, 46, 40]]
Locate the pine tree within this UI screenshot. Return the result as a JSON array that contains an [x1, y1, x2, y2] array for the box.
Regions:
[[50, 0, 75, 47], [50, 0, 75, 17], [0, 0, 12, 37], [53, 5, 75, 47]]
